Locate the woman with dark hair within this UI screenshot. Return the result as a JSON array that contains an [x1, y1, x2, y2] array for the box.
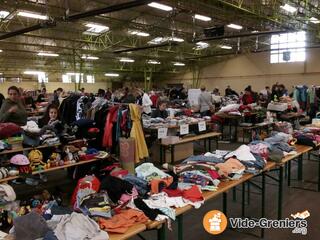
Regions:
[[151, 99, 168, 119], [0, 93, 4, 109], [0, 86, 27, 125]]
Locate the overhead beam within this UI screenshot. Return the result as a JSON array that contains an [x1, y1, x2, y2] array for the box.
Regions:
[[196, 30, 289, 42], [66, 0, 153, 21], [0, 20, 56, 40], [113, 42, 178, 53]]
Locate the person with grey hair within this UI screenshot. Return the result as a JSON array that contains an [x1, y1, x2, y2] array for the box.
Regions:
[[198, 86, 214, 117]]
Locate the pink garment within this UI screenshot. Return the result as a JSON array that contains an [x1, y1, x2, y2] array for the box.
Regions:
[[119, 187, 138, 203], [249, 143, 269, 160], [215, 158, 245, 177]]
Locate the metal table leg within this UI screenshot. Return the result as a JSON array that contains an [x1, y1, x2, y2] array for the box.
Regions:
[[298, 155, 303, 181], [278, 166, 284, 220], [171, 145, 175, 164], [216, 137, 219, 150], [160, 145, 163, 164], [157, 225, 166, 240], [287, 160, 291, 187], [177, 215, 183, 240], [241, 183, 245, 217], [223, 192, 227, 215], [232, 187, 237, 201], [247, 182, 250, 205], [261, 172, 266, 238]]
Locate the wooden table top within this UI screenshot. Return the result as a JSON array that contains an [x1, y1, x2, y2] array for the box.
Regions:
[[109, 224, 146, 240], [278, 144, 313, 165], [161, 132, 221, 146], [0, 158, 104, 183]]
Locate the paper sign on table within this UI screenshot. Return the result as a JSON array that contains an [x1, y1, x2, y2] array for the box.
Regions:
[[158, 127, 168, 139], [198, 121, 206, 132], [180, 124, 189, 135]]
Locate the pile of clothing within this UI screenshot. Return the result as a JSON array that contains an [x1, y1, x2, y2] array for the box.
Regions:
[[293, 127, 320, 147], [248, 131, 297, 162]]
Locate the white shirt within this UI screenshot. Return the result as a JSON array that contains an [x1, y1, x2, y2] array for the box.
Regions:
[[142, 93, 153, 114]]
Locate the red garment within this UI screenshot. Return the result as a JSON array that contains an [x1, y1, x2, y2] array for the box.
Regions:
[[0, 123, 22, 139], [102, 106, 119, 147], [182, 185, 204, 202], [164, 185, 204, 202], [71, 176, 100, 206], [163, 188, 183, 197], [110, 169, 129, 178], [207, 169, 221, 180], [99, 209, 148, 234], [242, 94, 254, 105], [150, 95, 159, 108]]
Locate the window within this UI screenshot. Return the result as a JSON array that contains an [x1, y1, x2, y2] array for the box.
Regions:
[[38, 72, 48, 83], [270, 31, 306, 63], [62, 73, 94, 83], [86, 75, 95, 83]]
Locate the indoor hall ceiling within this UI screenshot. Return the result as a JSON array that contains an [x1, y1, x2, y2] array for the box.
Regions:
[[0, 0, 320, 81]]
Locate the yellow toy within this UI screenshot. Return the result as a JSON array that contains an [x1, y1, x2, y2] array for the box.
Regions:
[[28, 150, 46, 171]]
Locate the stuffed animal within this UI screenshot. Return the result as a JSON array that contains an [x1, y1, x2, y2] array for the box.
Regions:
[[47, 152, 61, 168], [28, 150, 45, 171]]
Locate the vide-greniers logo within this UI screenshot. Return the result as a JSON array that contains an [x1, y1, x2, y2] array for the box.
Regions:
[[203, 210, 309, 235]]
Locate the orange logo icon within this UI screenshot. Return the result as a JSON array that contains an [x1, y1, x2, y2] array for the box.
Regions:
[[203, 210, 228, 235]]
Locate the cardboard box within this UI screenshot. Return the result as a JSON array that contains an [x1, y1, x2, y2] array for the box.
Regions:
[[150, 141, 193, 163], [161, 136, 180, 145]]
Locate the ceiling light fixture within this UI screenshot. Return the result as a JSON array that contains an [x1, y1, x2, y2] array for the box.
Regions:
[[147, 60, 161, 64], [227, 23, 243, 30], [120, 58, 134, 63], [169, 37, 184, 42], [81, 55, 99, 60], [0, 10, 10, 19], [66, 72, 83, 75], [310, 17, 320, 24], [148, 2, 172, 11], [84, 23, 109, 34], [148, 37, 165, 44], [173, 62, 185, 66], [0, 49, 3, 52], [105, 73, 119, 77], [280, 4, 297, 13], [24, 71, 45, 75], [194, 14, 211, 22], [220, 45, 232, 49], [17, 11, 48, 20], [194, 41, 209, 50], [37, 52, 59, 57], [128, 30, 150, 37]]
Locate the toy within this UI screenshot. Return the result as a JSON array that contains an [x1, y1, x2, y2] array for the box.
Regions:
[[47, 152, 61, 168], [28, 150, 45, 171], [10, 154, 31, 174]]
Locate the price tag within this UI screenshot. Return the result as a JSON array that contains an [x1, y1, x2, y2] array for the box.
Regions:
[[180, 124, 189, 135], [157, 127, 168, 139], [198, 121, 206, 132]]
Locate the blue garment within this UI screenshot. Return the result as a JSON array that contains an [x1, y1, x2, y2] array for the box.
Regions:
[[182, 155, 224, 164], [123, 174, 149, 195], [239, 153, 266, 170], [271, 142, 295, 152]]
